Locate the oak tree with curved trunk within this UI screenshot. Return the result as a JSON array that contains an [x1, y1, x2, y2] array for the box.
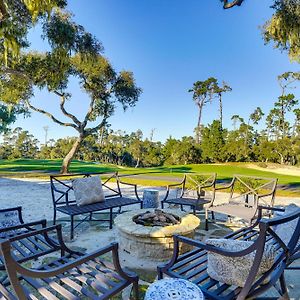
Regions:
[[0, 9, 141, 173]]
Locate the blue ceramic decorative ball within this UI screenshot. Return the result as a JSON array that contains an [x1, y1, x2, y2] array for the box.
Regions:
[[144, 278, 204, 300]]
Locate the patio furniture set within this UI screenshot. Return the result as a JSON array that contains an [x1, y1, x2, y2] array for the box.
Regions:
[[0, 172, 299, 299]]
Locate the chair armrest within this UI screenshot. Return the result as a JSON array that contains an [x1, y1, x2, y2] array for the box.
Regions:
[[215, 183, 232, 191], [257, 191, 275, 199], [0, 219, 47, 235], [259, 209, 300, 227], [161, 178, 185, 202], [167, 179, 185, 188], [1, 241, 137, 282], [174, 235, 258, 258], [118, 180, 142, 202], [258, 206, 284, 212]]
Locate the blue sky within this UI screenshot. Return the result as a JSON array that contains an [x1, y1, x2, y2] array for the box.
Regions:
[[15, 0, 300, 143]]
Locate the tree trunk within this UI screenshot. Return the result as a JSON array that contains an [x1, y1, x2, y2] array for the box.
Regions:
[[135, 157, 140, 168], [196, 101, 204, 143], [219, 95, 223, 128], [60, 135, 84, 174]]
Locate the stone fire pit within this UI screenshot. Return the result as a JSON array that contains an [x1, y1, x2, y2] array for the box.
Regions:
[[114, 209, 200, 261]]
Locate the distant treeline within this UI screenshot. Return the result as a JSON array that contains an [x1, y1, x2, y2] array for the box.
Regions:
[[1, 118, 300, 167]]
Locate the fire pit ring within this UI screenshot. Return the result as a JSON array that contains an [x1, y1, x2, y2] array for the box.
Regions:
[[114, 209, 200, 261]]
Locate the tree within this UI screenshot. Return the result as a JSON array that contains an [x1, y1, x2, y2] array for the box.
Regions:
[[292, 108, 300, 136], [0, 0, 67, 65], [231, 114, 244, 130], [0, 10, 141, 173], [129, 130, 144, 168], [221, 0, 244, 9], [245, 107, 264, 156], [0, 103, 28, 133], [201, 120, 225, 162], [189, 78, 216, 143], [221, 0, 300, 62], [0, 127, 38, 159], [263, 0, 300, 62], [213, 81, 232, 128], [275, 72, 299, 137]]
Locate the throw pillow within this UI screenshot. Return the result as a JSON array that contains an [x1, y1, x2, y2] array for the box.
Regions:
[[206, 238, 276, 287], [72, 176, 105, 206]]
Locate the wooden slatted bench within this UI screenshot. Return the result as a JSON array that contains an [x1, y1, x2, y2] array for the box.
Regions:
[[158, 206, 300, 300], [50, 172, 143, 239], [0, 225, 139, 300]]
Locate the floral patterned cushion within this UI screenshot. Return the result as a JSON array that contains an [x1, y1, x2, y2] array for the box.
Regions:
[[275, 204, 300, 246], [0, 209, 21, 238], [206, 238, 276, 287], [72, 176, 105, 206]]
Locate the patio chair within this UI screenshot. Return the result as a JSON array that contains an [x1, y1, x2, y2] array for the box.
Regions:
[[161, 173, 216, 214], [158, 205, 300, 300], [0, 224, 139, 300], [205, 174, 277, 230], [0, 207, 49, 271]]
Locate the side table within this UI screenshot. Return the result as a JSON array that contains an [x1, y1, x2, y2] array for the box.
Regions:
[[143, 189, 159, 208], [144, 278, 204, 300]]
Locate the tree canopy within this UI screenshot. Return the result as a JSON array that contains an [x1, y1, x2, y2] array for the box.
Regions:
[[221, 0, 300, 62], [0, 3, 141, 173]]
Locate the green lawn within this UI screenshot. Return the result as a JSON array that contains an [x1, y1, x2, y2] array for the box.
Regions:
[[0, 159, 299, 196]]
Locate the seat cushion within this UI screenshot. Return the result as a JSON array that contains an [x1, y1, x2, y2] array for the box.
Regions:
[[208, 204, 256, 222], [72, 176, 105, 206], [206, 238, 276, 287]]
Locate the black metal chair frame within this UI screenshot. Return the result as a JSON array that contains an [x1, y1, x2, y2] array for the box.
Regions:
[[0, 224, 139, 299], [0, 207, 49, 271], [50, 172, 143, 239], [161, 173, 216, 214], [158, 206, 300, 300], [205, 174, 278, 230]]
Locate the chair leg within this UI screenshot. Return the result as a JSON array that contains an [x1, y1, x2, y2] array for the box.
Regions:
[[180, 204, 183, 211], [53, 210, 57, 225], [193, 206, 196, 215], [205, 209, 209, 231], [89, 212, 93, 220], [157, 267, 163, 280], [132, 280, 139, 300], [70, 215, 74, 240], [109, 208, 113, 229], [161, 201, 164, 209], [279, 273, 289, 298], [118, 206, 122, 214], [211, 211, 215, 220]]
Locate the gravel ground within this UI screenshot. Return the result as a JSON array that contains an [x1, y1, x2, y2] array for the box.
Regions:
[[0, 177, 299, 299]]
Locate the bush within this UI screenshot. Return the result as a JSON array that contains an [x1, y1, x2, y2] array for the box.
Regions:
[[258, 162, 268, 168]]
